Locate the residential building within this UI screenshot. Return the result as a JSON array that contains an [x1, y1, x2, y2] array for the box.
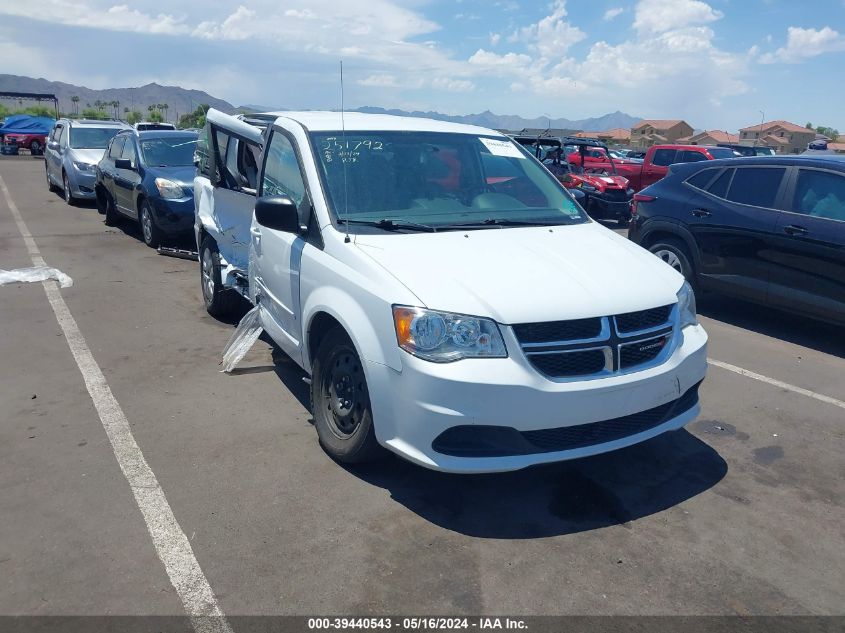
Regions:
[[573, 128, 631, 145], [630, 120, 694, 148], [676, 130, 739, 146], [738, 120, 815, 154]]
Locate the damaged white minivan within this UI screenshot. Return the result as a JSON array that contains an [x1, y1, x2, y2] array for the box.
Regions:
[[194, 108, 707, 473]]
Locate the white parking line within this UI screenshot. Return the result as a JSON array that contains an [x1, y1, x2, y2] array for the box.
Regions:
[[708, 358, 845, 410], [0, 173, 232, 633]]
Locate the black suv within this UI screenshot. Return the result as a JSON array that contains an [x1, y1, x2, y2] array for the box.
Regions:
[[628, 156, 845, 325]]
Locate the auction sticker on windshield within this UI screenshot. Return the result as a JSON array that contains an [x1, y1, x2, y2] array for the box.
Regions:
[[480, 137, 525, 159]]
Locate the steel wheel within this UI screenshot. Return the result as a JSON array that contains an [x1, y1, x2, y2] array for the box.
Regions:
[[322, 347, 368, 439], [141, 205, 153, 243], [653, 248, 682, 272]]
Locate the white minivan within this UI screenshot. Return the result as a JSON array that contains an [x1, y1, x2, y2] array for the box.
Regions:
[[194, 109, 707, 473]]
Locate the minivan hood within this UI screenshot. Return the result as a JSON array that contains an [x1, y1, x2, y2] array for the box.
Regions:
[[69, 148, 105, 164], [354, 223, 684, 324]]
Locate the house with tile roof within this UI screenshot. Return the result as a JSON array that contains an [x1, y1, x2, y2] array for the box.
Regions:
[[676, 130, 740, 146], [573, 128, 631, 145], [738, 120, 815, 154], [630, 120, 694, 149]]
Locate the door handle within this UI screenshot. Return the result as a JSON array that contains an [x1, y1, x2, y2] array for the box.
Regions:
[[783, 224, 808, 236], [250, 227, 262, 236], [691, 208, 711, 218]]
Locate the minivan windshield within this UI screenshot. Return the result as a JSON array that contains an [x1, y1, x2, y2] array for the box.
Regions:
[[310, 131, 587, 231], [140, 136, 198, 166], [69, 127, 121, 149]]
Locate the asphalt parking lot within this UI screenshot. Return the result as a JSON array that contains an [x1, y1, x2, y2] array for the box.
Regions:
[[1, 155, 843, 622]]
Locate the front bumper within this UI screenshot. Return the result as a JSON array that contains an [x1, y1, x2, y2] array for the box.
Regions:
[[365, 323, 707, 473], [151, 197, 195, 236], [67, 167, 97, 199]]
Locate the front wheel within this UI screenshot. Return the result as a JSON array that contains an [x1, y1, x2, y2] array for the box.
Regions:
[[311, 328, 383, 464], [139, 199, 163, 248], [30, 140, 41, 154], [649, 238, 695, 284], [62, 171, 75, 205]]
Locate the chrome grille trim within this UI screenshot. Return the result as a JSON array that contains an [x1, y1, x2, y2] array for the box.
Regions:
[[513, 305, 676, 379]]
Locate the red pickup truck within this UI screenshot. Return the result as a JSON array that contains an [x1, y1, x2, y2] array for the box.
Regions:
[[567, 144, 738, 192]]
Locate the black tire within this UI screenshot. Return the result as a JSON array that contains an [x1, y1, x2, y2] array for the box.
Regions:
[[62, 171, 75, 205], [617, 213, 631, 228], [139, 199, 163, 248], [199, 237, 239, 317], [29, 140, 41, 154], [103, 190, 119, 226], [46, 164, 57, 192], [311, 328, 383, 464], [649, 238, 695, 284]]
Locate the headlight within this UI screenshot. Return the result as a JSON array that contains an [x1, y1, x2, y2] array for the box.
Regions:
[[155, 177, 184, 199], [73, 161, 95, 172], [393, 306, 507, 362], [676, 281, 698, 328]]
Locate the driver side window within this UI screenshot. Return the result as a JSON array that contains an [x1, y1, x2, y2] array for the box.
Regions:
[[261, 131, 306, 207]]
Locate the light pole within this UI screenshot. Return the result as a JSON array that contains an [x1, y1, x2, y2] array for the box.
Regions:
[[755, 110, 764, 147]]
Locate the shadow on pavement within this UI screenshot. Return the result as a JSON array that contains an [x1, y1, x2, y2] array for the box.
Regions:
[[698, 294, 845, 359], [342, 429, 726, 538]]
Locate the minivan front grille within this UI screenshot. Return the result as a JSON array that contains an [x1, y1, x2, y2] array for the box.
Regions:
[[513, 304, 674, 378]]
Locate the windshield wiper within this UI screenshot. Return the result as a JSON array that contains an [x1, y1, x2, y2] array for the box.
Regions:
[[342, 218, 437, 232], [439, 218, 568, 230]]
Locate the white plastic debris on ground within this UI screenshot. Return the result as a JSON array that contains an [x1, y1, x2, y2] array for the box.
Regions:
[[0, 266, 73, 288], [221, 304, 264, 373]]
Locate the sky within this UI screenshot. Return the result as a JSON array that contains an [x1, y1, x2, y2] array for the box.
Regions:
[[0, 0, 844, 131]]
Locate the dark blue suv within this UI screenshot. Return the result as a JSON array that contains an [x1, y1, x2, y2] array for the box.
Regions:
[[628, 155, 845, 325], [95, 129, 198, 247]]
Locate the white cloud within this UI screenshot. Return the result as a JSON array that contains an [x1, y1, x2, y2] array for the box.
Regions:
[[760, 26, 845, 63], [431, 77, 475, 92], [603, 7, 625, 21], [489, 32, 501, 46], [517, 0, 585, 60], [633, 0, 723, 34], [468, 49, 532, 70], [0, 0, 190, 34]]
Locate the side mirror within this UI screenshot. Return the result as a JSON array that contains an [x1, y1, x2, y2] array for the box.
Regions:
[[115, 158, 132, 170], [254, 196, 300, 233], [47, 140, 59, 151]]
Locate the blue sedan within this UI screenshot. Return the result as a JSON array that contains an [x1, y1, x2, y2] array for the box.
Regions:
[[95, 130, 198, 247]]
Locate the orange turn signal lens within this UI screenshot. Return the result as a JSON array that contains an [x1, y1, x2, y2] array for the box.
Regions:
[[393, 306, 416, 347]]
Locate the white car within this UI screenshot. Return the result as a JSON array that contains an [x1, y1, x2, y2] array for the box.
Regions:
[[194, 109, 707, 473]]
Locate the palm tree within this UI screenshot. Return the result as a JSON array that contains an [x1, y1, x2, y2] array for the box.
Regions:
[[161, 103, 169, 122], [71, 95, 79, 115]]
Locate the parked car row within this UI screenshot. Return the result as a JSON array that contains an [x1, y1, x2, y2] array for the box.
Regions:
[[44, 117, 198, 246]]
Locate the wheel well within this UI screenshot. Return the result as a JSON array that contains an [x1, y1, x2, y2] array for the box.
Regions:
[[308, 312, 344, 366], [136, 193, 146, 211], [641, 229, 684, 250]]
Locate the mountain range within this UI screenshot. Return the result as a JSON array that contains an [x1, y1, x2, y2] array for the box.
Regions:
[[0, 74, 641, 131]]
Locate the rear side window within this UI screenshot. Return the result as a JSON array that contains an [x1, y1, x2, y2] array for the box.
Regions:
[[707, 148, 738, 159], [51, 125, 63, 142], [726, 167, 786, 208], [678, 150, 707, 163], [793, 169, 845, 221], [707, 169, 733, 198], [687, 168, 718, 190], [651, 149, 676, 167]]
